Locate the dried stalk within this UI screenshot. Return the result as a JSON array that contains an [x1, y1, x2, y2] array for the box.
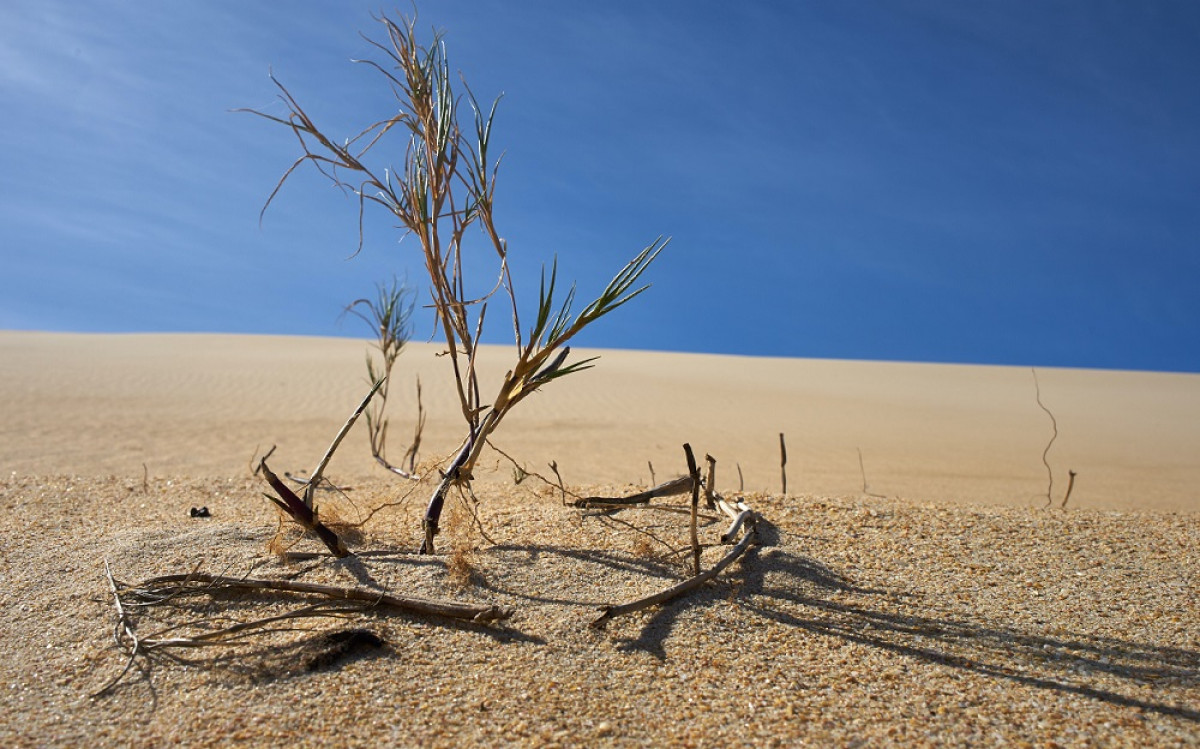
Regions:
[[259, 456, 351, 558], [572, 475, 693, 508], [93, 559, 141, 697], [684, 444, 702, 576], [582, 504, 720, 521], [367, 377, 425, 481], [1062, 469, 1077, 509]]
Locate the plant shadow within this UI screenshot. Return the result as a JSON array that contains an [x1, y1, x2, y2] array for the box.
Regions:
[[611, 535, 1199, 722]]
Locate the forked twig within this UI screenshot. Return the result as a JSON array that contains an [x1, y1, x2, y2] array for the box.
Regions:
[[93, 560, 141, 698], [590, 447, 760, 628]]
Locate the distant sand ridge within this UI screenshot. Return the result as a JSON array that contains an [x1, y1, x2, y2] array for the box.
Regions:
[[2, 331, 1197, 512]]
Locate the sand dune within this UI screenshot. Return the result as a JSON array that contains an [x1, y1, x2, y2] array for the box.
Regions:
[[3, 331, 1198, 511], [3, 331, 1198, 746]]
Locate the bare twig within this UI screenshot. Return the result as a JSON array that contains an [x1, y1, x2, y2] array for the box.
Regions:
[[487, 440, 585, 503], [572, 475, 693, 508], [857, 447, 886, 498], [94, 557, 513, 696], [92, 560, 141, 698], [401, 377, 425, 474], [548, 461, 568, 506], [779, 432, 788, 495], [581, 504, 720, 521], [1062, 469, 1077, 509]]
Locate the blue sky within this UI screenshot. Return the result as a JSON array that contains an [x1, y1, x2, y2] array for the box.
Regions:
[[3, 1, 1198, 372]]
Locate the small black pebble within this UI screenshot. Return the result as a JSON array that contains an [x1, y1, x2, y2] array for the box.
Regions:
[[189, 506, 211, 518]]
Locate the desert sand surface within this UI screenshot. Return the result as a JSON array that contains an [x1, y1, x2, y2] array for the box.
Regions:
[[1, 331, 1197, 746]]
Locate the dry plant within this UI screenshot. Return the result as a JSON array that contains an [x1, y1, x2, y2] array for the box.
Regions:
[[444, 499, 481, 590], [242, 10, 667, 554]]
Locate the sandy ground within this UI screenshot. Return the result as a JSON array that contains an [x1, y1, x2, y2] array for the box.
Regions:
[[1, 331, 1197, 746]]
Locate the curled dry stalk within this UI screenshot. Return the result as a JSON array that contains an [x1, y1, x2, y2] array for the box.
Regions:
[[345, 277, 425, 479], [1032, 367, 1057, 508], [242, 11, 666, 554]]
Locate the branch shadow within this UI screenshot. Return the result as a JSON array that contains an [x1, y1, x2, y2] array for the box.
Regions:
[[714, 544, 1200, 722], [479, 543, 683, 606]]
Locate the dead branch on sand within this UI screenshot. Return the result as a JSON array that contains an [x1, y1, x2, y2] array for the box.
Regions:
[[572, 475, 694, 508], [590, 446, 762, 628], [93, 562, 511, 697]]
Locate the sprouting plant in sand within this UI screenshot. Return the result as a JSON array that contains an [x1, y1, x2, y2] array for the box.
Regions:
[[243, 11, 667, 553], [344, 277, 425, 480]]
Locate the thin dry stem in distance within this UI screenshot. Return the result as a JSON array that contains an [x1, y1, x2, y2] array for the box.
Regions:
[[242, 10, 666, 553], [1032, 368, 1058, 507]]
